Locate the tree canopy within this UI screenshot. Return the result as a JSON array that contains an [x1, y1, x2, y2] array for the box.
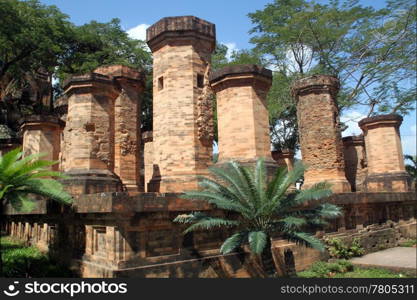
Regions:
[[247, 0, 416, 150], [249, 0, 416, 116]]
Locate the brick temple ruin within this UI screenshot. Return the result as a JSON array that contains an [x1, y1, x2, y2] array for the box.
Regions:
[[1, 16, 415, 278]]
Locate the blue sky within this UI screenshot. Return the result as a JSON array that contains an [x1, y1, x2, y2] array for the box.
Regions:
[[41, 0, 416, 155]]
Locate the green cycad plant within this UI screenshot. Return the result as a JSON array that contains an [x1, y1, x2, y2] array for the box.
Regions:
[[0, 147, 73, 276], [174, 158, 341, 277], [0, 147, 72, 213]]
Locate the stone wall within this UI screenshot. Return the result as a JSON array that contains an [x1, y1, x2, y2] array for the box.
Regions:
[[292, 75, 350, 192], [3, 192, 415, 278]]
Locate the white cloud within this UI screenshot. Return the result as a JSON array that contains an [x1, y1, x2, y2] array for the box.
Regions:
[[223, 42, 238, 61], [127, 24, 150, 41], [340, 110, 367, 137]]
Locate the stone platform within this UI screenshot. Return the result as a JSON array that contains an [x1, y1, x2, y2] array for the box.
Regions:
[[350, 247, 417, 276], [2, 191, 416, 277]]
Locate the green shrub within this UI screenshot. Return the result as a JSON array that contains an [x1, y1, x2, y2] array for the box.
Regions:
[[325, 237, 365, 259], [309, 261, 331, 278], [1, 237, 72, 277], [399, 239, 417, 247], [333, 268, 408, 278], [297, 260, 406, 278]]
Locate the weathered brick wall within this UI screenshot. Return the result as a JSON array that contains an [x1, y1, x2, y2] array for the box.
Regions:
[[3, 191, 415, 278], [359, 114, 411, 192], [94, 65, 145, 194], [146, 16, 215, 192], [342, 135, 367, 192], [21, 115, 63, 171], [63, 74, 117, 172], [210, 65, 273, 164], [292, 75, 350, 192], [142, 131, 153, 192]]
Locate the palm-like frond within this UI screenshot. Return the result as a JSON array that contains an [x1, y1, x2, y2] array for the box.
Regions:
[[175, 158, 340, 273], [173, 212, 239, 233], [220, 231, 248, 254], [286, 231, 326, 252], [248, 231, 268, 254], [0, 149, 72, 212]]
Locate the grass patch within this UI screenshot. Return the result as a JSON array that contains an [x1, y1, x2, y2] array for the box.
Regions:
[[399, 239, 417, 247], [1, 236, 73, 277], [298, 260, 410, 278]]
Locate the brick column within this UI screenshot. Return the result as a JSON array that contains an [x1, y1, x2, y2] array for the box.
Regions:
[[271, 149, 295, 171], [292, 75, 350, 192], [142, 131, 154, 192], [342, 135, 367, 192], [53, 96, 68, 171], [146, 16, 215, 192], [95, 65, 145, 194], [20, 115, 63, 171], [358, 114, 411, 192], [209, 65, 274, 169], [62, 73, 122, 195]]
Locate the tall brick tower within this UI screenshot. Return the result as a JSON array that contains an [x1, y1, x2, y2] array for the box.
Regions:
[[146, 16, 216, 192], [292, 75, 351, 192]]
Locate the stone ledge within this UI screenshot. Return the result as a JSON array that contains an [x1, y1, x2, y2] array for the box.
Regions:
[[358, 113, 403, 128], [329, 191, 416, 205], [3, 191, 414, 216], [146, 16, 216, 51], [94, 65, 144, 83], [20, 114, 64, 128], [62, 73, 112, 91], [209, 64, 272, 85], [291, 74, 339, 98], [342, 135, 364, 146], [146, 15, 215, 41]]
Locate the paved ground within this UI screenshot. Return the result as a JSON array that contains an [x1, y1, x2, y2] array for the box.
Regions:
[[350, 247, 416, 275]]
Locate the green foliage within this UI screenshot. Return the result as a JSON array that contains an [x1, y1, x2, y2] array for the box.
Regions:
[[0, 2, 152, 131], [174, 158, 341, 275], [297, 260, 354, 278], [0, 0, 73, 81], [325, 237, 365, 259], [249, 0, 416, 116], [404, 155, 417, 182], [56, 18, 151, 82], [0, 148, 72, 212], [0, 237, 72, 277], [297, 259, 408, 278], [399, 239, 417, 247]]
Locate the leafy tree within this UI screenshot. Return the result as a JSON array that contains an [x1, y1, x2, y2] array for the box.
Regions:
[[0, 147, 72, 274], [405, 155, 417, 190], [0, 0, 72, 86], [249, 0, 416, 117], [0, 0, 73, 133], [268, 72, 299, 151], [55, 18, 153, 131], [174, 159, 341, 277], [56, 18, 151, 82], [211, 42, 229, 71]]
